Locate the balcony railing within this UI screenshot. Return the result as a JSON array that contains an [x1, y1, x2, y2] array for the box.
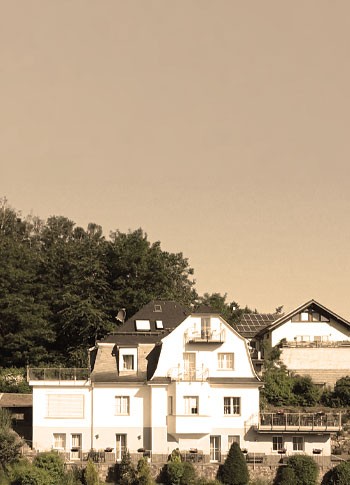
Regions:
[[167, 365, 209, 382], [281, 340, 350, 348], [184, 328, 225, 344], [257, 412, 341, 432], [27, 367, 90, 382]]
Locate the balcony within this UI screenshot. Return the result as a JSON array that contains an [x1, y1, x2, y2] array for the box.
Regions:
[[257, 412, 341, 433], [167, 365, 209, 382], [27, 368, 90, 382], [167, 414, 211, 434], [184, 327, 225, 344]]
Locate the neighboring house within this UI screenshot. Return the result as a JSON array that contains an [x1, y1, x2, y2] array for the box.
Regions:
[[0, 393, 33, 443], [254, 300, 350, 387], [28, 300, 340, 463]]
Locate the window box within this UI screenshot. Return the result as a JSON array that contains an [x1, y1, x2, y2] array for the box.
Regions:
[[105, 447, 113, 452], [313, 449, 322, 454], [277, 448, 287, 454]]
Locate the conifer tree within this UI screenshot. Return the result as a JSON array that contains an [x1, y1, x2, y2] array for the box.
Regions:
[[218, 443, 249, 485]]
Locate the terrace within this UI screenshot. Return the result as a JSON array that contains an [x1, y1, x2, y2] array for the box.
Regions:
[[27, 367, 90, 382], [257, 412, 341, 433]]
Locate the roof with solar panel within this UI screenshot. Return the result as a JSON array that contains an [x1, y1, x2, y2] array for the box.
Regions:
[[235, 313, 278, 338]]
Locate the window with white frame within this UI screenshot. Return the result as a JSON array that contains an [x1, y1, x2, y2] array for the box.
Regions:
[[47, 394, 84, 418], [115, 396, 130, 415], [224, 397, 241, 415], [218, 353, 234, 370], [122, 355, 134, 370], [228, 435, 240, 449], [272, 436, 283, 451], [293, 436, 304, 451], [53, 433, 66, 450], [184, 396, 198, 415], [119, 348, 137, 372]]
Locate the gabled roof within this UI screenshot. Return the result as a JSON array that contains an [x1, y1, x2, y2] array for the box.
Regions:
[[257, 299, 350, 336], [102, 300, 189, 345], [236, 314, 277, 338]]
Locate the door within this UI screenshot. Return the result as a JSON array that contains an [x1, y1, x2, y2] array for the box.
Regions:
[[183, 352, 196, 380], [210, 436, 221, 462], [116, 434, 127, 461], [71, 434, 81, 460]]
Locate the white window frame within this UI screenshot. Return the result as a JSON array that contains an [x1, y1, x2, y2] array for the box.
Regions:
[[224, 397, 241, 415], [293, 436, 304, 451], [228, 435, 240, 449], [115, 396, 130, 415], [218, 353, 234, 370], [116, 434, 127, 461], [184, 396, 199, 415], [53, 433, 66, 450], [272, 436, 283, 452]]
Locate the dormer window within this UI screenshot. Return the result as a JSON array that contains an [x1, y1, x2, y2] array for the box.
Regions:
[[154, 304, 162, 312], [119, 348, 137, 372]]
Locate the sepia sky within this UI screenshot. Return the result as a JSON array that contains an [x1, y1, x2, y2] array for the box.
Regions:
[[2, 1, 350, 317]]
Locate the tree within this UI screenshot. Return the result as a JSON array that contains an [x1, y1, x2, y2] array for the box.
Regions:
[[321, 461, 350, 485], [11, 464, 51, 485], [136, 457, 154, 485], [292, 376, 321, 407], [83, 459, 99, 485], [116, 450, 136, 485], [284, 455, 318, 485], [0, 429, 22, 469], [333, 376, 350, 406], [274, 465, 296, 485], [217, 442, 249, 485]]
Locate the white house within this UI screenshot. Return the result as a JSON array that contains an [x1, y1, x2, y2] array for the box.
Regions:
[[28, 300, 340, 463], [251, 300, 350, 387]]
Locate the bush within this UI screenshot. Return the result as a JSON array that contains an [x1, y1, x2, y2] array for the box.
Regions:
[[83, 459, 99, 485], [166, 461, 184, 485], [273, 465, 296, 485], [10, 463, 51, 485], [137, 457, 154, 485], [116, 450, 136, 485], [292, 376, 320, 407], [218, 442, 249, 485], [284, 455, 318, 485], [321, 461, 350, 485], [33, 452, 65, 484], [0, 429, 22, 468]]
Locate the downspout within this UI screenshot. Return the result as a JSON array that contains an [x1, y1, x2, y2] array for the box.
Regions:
[[90, 382, 94, 450]]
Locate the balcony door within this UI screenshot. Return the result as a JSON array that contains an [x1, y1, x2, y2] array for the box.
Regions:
[[210, 435, 221, 462], [116, 434, 127, 461], [70, 434, 81, 460], [201, 317, 211, 339], [183, 352, 196, 380]]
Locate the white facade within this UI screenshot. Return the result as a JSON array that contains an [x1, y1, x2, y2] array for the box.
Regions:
[[29, 303, 338, 462]]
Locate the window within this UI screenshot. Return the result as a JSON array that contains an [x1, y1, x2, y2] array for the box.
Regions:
[[135, 320, 151, 331], [115, 396, 130, 415], [53, 433, 66, 450], [116, 434, 127, 461], [224, 397, 241, 415], [272, 436, 283, 451], [218, 353, 234, 370], [122, 355, 134, 370], [156, 320, 164, 329], [293, 437, 304, 451], [210, 436, 221, 462], [201, 317, 211, 339], [154, 304, 162, 312], [291, 311, 330, 322], [47, 394, 84, 418], [184, 396, 198, 415], [228, 435, 240, 449], [71, 434, 82, 460]]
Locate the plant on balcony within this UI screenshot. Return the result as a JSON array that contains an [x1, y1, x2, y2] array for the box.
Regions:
[[217, 442, 249, 485]]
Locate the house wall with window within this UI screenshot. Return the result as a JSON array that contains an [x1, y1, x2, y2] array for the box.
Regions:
[[32, 383, 91, 454]]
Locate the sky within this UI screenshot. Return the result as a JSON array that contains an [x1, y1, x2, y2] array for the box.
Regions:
[[1, 1, 350, 318]]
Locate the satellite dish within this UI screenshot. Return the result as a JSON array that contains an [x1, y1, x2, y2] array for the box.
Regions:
[[116, 308, 126, 324]]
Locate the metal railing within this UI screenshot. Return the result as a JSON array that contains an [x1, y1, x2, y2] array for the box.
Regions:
[[184, 327, 225, 344], [258, 412, 341, 431], [167, 365, 209, 381], [27, 367, 90, 381]]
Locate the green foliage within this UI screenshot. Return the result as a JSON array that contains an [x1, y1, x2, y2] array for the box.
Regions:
[[261, 366, 294, 406], [166, 462, 184, 485], [321, 461, 350, 485], [10, 461, 51, 485], [180, 462, 196, 485], [196, 293, 253, 326], [274, 465, 296, 485], [33, 452, 65, 485], [0, 408, 12, 430], [332, 376, 350, 406], [0, 429, 22, 469], [83, 459, 99, 485], [283, 455, 318, 485], [116, 450, 136, 485], [136, 457, 154, 485], [0, 368, 31, 393], [292, 376, 321, 407], [218, 442, 249, 485]]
